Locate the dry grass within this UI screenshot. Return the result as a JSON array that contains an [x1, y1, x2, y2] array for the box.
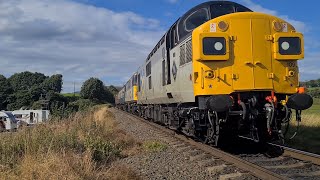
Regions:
[[300, 114, 320, 127], [105, 165, 140, 180], [0, 106, 141, 179]]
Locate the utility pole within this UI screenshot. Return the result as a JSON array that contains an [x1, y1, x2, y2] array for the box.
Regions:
[[73, 81, 76, 97]]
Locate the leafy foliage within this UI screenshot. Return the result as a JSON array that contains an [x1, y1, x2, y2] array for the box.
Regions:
[[307, 87, 320, 98], [8, 71, 46, 92], [301, 79, 320, 88], [1, 72, 63, 111], [0, 73, 116, 118], [0, 75, 13, 110], [80, 78, 105, 100], [41, 74, 63, 93], [80, 77, 115, 103], [106, 85, 119, 96]]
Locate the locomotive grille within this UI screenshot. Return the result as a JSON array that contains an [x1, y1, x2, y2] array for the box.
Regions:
[[180, 44, 186, 66], [186, 40, 192, 63]]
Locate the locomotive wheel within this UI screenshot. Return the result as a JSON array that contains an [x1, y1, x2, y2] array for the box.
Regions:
[[264, 132, 285, 157]]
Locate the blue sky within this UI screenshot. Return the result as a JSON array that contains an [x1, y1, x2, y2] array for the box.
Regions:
[[0, 0, 319, 92]]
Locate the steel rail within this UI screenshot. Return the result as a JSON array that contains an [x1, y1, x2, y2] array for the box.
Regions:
[[114, 108, 287, 180], [267, 142, 320, 166]]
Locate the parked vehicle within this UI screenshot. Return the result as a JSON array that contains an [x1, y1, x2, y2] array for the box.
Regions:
[[12, 110, 50, 125], [0, 111, 18, 132]]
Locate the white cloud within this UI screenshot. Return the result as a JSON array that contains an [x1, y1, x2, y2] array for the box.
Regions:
[[241, 0, 320, 80], [299, 52, 320, 80], [241, 0, 307, 33], [0, 0, 164, 92]]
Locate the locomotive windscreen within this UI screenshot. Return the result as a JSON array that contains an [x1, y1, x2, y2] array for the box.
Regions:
[[177, 1, 252, 42]]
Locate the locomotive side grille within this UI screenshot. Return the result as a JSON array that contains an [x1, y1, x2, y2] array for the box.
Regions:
[[180, 44, 186, 66], [186, 40, 192, 63]]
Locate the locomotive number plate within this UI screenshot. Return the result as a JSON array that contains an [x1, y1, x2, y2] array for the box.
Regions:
[[287, 62, 296, 67]]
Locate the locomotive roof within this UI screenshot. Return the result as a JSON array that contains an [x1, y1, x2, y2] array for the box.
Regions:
[[144, 1, 252, 67], [181, 1, 252, 18]]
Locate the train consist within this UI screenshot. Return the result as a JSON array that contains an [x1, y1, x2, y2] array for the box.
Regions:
[[115, 1, 313, 146]]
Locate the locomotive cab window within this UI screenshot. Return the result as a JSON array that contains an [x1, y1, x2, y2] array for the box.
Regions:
[[184, 8, 209, 32], [236, 6, 252, 12], [210, 4, 235, 18]]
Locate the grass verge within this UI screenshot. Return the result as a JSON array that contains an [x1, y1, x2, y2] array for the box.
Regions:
[[0, 106, 140, 180], [285, 98, 320, 154]]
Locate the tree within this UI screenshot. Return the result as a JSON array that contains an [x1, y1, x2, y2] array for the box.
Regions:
[[41, 74, 63, 93], [106, 85, 119, 96], [0, 75, 13, 110], [6, 90, 32, 110], [103, 86, 115, 103], [9, 71, 46, 92], [80, 78, 105, 100]]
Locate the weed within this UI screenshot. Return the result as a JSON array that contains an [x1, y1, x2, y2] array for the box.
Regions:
[[143, 141, 167, 152]]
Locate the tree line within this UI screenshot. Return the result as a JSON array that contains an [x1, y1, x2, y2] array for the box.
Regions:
[[300, 79, 320, 88], [0, 71, 118, 117], [300, 79, 320, 98]]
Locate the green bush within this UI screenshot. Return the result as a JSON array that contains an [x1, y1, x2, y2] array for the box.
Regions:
[[84, 137, 121, 163]]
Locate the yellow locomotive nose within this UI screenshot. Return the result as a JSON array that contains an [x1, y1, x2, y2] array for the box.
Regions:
[[192, 12, 304, 96]]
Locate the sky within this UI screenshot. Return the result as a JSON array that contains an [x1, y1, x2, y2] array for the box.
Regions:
[[0, 0, 319, 92]]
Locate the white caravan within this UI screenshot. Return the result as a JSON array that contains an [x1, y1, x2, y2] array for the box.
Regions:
[[0, 111, 18, 131], [12, 110, 50, 125]]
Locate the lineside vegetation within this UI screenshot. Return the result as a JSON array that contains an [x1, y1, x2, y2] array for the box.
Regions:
[[0, 106, 140, 179], [285, 98, 320, 154]]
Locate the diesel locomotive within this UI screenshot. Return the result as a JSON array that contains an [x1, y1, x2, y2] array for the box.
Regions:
[[116, 1, 313, 146]]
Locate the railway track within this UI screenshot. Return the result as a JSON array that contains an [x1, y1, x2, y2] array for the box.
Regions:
[[238, 143, 320, 179], [114, 108, 320, 180]]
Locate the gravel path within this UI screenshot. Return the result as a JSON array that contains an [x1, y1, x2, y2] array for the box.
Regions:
[[109, 108, 257, 180]]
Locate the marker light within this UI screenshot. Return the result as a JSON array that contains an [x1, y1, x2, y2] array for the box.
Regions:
[[218, 21, 229, 31], [273, 21, 283, 32]]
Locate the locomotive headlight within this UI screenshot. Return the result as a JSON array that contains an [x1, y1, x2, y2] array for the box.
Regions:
[[279, 37, 301, 55], [281, 41, 290, 50], [203, 37, 226, 55], [214, 42, 223, 51]]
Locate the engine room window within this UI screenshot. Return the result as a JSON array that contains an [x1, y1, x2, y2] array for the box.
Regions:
[[146, 62, 151, 76], [211, 4, 235, 18], [184, 8, 209, 32], [148, 76, 152, 89], [138, 74, 141, 92]]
